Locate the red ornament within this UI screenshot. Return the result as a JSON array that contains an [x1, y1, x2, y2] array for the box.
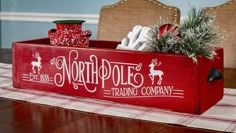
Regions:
[[48, 20, 92, 47], [158, 23, 180, 37]]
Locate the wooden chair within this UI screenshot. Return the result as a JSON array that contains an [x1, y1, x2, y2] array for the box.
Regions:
[[203, 0, 236, 68], [97, 0, 180, 42]]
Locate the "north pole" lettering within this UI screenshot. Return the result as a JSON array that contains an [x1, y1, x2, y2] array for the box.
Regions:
[[52, 50, 144, 93]]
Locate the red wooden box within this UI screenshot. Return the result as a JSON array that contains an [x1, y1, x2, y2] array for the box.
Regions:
[[12, 38, 224, 114]]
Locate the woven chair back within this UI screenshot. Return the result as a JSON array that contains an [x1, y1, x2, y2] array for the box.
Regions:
[[97, 0, 180, 42], [203, 0, 236, 68]]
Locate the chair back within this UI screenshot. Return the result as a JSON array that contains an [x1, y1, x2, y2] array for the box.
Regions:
[[97, 0, 180, 42], [203, 0, 236, 68]]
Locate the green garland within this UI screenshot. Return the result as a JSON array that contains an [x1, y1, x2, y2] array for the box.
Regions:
[[150, 7, 223, 62]]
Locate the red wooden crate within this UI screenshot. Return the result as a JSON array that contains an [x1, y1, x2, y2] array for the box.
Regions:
[[12, 38, 224, 114]]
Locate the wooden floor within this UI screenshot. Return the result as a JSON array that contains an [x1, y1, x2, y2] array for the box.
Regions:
[[0, 48, 235, 133]]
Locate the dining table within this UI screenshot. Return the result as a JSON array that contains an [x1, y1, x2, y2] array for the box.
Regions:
[[0, 48, 235, 133]]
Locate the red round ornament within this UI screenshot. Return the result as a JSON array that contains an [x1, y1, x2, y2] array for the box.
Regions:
[[158, 23, 180, 37]]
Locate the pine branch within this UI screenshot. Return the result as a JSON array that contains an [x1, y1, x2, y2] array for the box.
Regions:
[[179, 7, 222, 62], [149, 6, 223, 63]]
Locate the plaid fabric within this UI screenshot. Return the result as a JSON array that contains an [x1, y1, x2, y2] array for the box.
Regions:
[[0, 63, 236, 132]]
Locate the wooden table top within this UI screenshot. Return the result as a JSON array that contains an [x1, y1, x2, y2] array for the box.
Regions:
[[0, 48, 235, 133]]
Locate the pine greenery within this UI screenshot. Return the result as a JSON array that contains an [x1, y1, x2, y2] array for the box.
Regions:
[[150, 7, 223, 62], [149, 24, 180, 53]]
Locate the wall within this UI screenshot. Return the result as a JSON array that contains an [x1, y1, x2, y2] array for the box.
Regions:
[[0, 0, 1, 47], [0, 0, 229, 48]]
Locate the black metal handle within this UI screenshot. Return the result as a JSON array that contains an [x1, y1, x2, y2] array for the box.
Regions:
[[207, 67, 223, 82]]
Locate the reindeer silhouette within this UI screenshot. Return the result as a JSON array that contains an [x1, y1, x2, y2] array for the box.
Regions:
[[31, 52, 42, 74], [148, 59, 164, 85]]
